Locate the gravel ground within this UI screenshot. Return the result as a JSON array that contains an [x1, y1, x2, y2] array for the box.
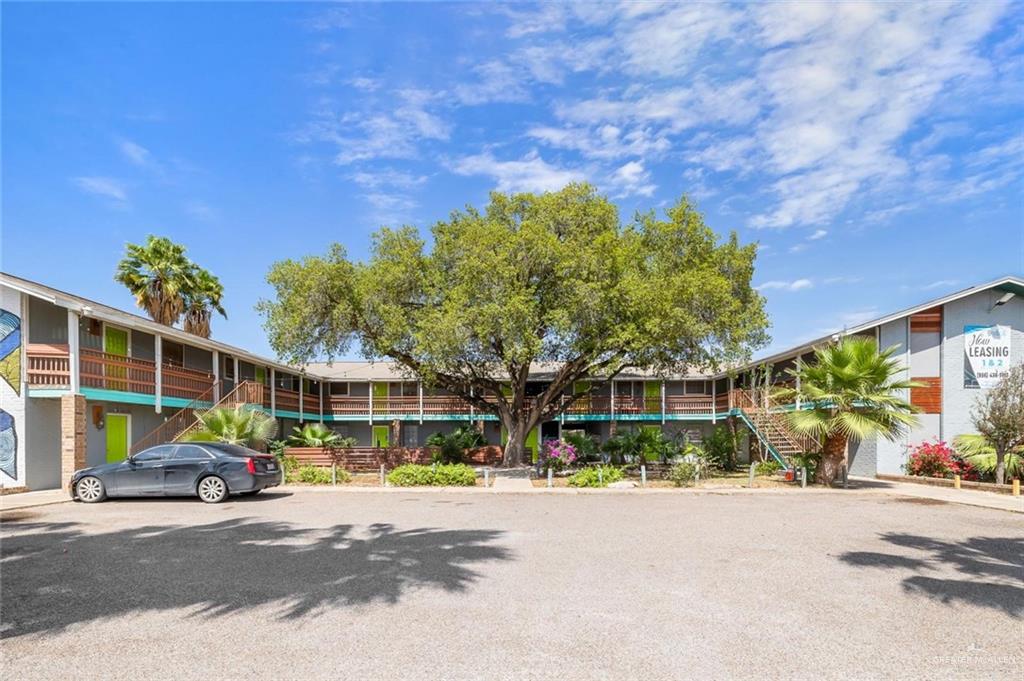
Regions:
[[1, 490, 1021, 680]]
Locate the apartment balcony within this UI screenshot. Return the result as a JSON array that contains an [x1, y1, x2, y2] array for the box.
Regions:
[[26, 344, 215, 401]]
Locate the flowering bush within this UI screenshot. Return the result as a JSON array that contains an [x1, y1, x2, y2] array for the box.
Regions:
[[906, 440, 977, 479], [540, 439, 578, 471]]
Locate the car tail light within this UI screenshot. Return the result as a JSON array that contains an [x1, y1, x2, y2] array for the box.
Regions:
[[246, 457, 256, 474]]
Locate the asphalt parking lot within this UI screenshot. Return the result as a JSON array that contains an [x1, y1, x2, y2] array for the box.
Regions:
[[2, 489, 1021, 680]]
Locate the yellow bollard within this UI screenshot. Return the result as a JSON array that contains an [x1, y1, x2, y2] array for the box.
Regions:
[[953, 474, 961, 490], [1013, 479, 1020, 497]]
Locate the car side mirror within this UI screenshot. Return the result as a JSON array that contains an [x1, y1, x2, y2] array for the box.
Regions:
[[125, 456, 135, 465]]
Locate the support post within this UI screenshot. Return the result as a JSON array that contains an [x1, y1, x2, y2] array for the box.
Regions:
[[67, 309, 80, 394], [470, 386, 474, 420], [801, 467, 807, 489], [953, 474, 961, 490], [319, 380, 324, 424], [795, 373, 801, 410], [640, 464, 647, 487], [233, 356, 239, 391], [547, 468, 553, 488], [270, 368, 276, 417], [60, 393, 86, 488], [660, 380, 666, 425], [379, 463, 385, 486], [368, 381, 374, 425], [212, 350, 220, 402], [418, 381, 423, 424], [748, 462, 756, 488], [154, 334, 163, 414], [728, 376, 735, 410], [610, 379, 616, 419], [1012, 479, 1020, 496], [711, 379, 717, 424]]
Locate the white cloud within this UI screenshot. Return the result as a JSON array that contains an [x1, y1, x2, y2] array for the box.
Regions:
[[755, 278, 813, 292], [296, 90, 450, 165], [72, 176, 128, 203], [348, 169, 428, 190], [184, 200, 216, 222], [364, 192, 420, 226], [609, 160, 656, 197], [118, 139, 152, 167], [920, 279, 960, 290], [808, 229, 827, 240], [348, 76, 381, 92], [449, 150, 586, 193]]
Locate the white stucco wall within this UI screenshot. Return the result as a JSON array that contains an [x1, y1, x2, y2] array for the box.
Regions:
[[876, 318, 911, 474]]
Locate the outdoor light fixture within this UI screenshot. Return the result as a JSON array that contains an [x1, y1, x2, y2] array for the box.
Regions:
[[991, 291, 1016, 310]]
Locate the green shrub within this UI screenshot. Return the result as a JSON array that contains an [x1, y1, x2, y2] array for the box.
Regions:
[[563, 431, 601, 462], [702, 425, 738, 470], [755, 460, 782, 476], [668, 461, 698, 486], [567, 466, 624, 488], [425, 424, 485, 464], [386, 463, 476, 487], [289, 465, 350, 485]]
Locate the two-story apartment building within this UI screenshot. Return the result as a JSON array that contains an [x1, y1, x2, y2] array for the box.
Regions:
[[1, 272, 1021, 491]]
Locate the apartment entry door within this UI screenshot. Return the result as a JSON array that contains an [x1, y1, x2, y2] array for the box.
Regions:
[[372, 425, 389, 448], [106, 413, 130, 463]]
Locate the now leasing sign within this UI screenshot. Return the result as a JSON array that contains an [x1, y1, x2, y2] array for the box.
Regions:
[[964, 325, 1012, 389]]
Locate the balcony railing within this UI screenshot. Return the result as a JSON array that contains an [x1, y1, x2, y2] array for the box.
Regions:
[[26, 343, 71, 386], [26, 345, 215, 401]]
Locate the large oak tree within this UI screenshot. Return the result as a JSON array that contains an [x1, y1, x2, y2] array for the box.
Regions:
[[259, 184, 769, 465]]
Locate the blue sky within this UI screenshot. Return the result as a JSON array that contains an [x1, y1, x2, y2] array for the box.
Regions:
[[2, 2, 1022, 360]]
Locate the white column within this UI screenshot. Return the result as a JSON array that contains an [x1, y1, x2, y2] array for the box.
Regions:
[[795, 373, 801, 410], [610, 379, 615, 418], [368, 381, 373, 424], [319, 381, 324, 424], [67, 309, 80, 393], [233, 356, 239, 390], [469, 386, 474, 420], [729, 376, 735, 410], [20, 293, 29, 387], [270, 368, 276, 417], [154, 334, 163, 414], [418, 381, 423, 424], [661, 380, 666, 425], [212, 350, 220, 401], [711, 378, 717, 424]]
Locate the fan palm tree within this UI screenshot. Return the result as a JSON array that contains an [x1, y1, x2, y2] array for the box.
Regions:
[[775, 337, 920, 486], [287, 423, 342, 448], [115, 235, 192, 326], [184, 405, 277, 448], [953, 434, 1024, 482], [182, 268, 227, 338]]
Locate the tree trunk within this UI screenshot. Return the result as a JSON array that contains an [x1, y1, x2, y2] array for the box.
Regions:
[[502, 418, 528, 467], [817, 434, 847, 486], [995, 449, 1006, 486]]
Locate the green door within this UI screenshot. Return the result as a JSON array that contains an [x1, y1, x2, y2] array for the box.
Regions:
[[104, 326, 129, 391], [645, 381, 661, 413], [106, 414, 129, 463], [372, 382, 388, 414], [372, 425, 390, 448], [255, 366, 266, 385]]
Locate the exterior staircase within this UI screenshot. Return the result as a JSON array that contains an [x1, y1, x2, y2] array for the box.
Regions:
[[131, 380, 266, 454], [731, 389, 817, 468]]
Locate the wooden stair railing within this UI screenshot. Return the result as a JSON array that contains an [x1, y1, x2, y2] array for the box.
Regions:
[[130, 380, 266, 454], [731, 389, 818, 464]]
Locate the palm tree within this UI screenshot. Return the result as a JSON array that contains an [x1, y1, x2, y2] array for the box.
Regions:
[[953, 434, 1024, 482], [185, 405, 277, 448], [287, 423, 342, 448], [115, 235, 192, 325], [776, 337, 920, 486], [182, 268, 227, 338]]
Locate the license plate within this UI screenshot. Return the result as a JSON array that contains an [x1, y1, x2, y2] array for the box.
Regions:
[[266, 463, 277, 471]]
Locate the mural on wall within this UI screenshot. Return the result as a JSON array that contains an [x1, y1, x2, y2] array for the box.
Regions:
[[0, 309, 22, 396], [0, 409, 17, 480]]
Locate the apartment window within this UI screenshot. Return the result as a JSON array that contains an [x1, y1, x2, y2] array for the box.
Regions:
[[223, 355, 235, 378], [329, 382, 349, 396], [401, 382, 418, 397], [615, 381, 635, 397], [163, 341, 184, 367], [685, 380, 707, 395], [404, 424, 419, 447]]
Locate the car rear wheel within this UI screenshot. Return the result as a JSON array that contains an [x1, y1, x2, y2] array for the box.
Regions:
[[197, 476, 228, 503], [76, 476, 106, 503]]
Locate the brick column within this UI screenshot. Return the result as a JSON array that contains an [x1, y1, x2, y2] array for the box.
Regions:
[[60, 393, 87, 488], [390, 419, 401, 449]]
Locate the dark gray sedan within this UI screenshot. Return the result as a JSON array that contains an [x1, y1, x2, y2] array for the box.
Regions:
[[70, 442, 281, 503]]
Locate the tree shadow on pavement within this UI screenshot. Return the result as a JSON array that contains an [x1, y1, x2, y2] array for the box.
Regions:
[[0, 518, 512, 638], [839, 533, 1023, 618]]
